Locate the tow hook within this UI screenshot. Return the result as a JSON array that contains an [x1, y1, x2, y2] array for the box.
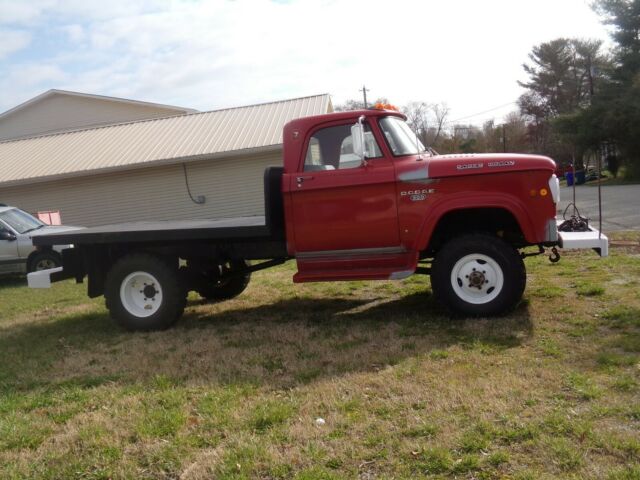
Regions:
[[549, 247, 560, 263]]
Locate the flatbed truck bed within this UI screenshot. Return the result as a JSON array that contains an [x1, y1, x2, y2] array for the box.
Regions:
[[32, 216, 276, 246]]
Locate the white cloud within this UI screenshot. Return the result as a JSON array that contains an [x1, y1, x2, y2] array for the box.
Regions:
[[60, 23, 84, 43], [0, 0, 51, 25], [0, 30, 31, 59], [0, 0, 611, 122]]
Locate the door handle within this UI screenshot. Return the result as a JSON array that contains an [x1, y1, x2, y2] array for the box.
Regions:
[[296, 175, 314, 185]]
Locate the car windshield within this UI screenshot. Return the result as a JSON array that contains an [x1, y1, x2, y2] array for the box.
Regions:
[[0, 208, 45, 234], [378, 116, 426, 156]]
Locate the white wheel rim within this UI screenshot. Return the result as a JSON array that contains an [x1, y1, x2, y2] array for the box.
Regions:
[[119, 271, 163, 317], [450, 253, 504, 305]]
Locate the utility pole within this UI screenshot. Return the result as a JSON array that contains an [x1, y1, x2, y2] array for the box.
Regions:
[[360, 85, 369, 108]]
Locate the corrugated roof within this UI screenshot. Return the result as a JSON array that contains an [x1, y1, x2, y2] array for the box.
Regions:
[[0, 89, 197, 120], [0, 94, 331, 187]]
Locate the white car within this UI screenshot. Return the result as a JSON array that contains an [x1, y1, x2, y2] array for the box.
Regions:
[[0, 206, 82, 274]]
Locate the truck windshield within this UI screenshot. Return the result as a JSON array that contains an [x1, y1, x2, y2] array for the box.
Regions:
[[0, 208, 45, 234], [378, 116, 426, 156]]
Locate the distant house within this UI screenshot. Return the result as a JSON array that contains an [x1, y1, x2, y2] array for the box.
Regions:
[[0, 89, 196, 142], [0, 92, 332, 226]]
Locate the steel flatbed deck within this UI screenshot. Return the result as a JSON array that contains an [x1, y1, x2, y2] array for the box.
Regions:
[[32, 216, 275, 246]]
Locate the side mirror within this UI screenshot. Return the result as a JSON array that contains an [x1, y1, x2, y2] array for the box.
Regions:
[[351, 116, 367, 161], [0, 230, 17, 241]]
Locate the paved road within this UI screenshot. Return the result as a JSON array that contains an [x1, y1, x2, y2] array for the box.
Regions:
[[558, 183, 640, 231]]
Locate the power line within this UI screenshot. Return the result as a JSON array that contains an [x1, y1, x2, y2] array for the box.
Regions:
[[447, 101, 518, 124]]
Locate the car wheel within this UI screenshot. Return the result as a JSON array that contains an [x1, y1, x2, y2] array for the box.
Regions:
[[27, 251, 61, 273], [431, 234, 526, 316]]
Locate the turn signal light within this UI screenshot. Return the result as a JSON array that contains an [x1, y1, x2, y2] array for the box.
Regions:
[[540, 188, 548, 196]]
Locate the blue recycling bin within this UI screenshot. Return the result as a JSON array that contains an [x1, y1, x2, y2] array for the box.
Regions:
[[575, 170, 586, 185], [566, 171, 574, 186]]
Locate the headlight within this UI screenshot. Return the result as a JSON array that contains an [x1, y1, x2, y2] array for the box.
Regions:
[[548, 174, 560, 204]]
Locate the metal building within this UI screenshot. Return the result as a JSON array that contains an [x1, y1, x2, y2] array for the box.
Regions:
[[0, 93, 332, 226], [0, 89, 196, 142]]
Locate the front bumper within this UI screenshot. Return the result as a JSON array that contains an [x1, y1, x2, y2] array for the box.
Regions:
[[557, 219, 609, 257]]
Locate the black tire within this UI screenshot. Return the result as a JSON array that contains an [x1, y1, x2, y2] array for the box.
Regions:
[[104, 253, 186, 331], [431, 234, 526, 316], [27, 251, 61, 272], [195, 260, 251, 301]]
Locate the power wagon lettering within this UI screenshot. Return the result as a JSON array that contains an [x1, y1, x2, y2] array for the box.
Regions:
[[456, 163, 483, 170], [488, 160, 516, 167]]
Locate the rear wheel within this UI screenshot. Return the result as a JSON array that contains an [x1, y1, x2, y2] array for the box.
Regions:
[[105, 253, 186, 331], [195, 260, 251, 301], [431, 234, 525, 316], [28, 251, 61, 272]]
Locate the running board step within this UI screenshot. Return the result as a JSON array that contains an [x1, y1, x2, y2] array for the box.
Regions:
[[294, 267, 414, 283]]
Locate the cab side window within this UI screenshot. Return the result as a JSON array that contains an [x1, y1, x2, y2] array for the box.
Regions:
[[304, 123, 382, 172]]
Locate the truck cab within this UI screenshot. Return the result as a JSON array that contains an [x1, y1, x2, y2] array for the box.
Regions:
[[281, 110, 561, 293]]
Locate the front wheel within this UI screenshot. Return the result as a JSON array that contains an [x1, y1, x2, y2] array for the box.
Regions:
[[431, 234, 526, 316], [105, 253, 186, 331]]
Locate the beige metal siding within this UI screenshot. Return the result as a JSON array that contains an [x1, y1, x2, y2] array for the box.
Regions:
[[0, 94, 190, 141], [0, 151, 281, 227], [0, 94, 331, 186]]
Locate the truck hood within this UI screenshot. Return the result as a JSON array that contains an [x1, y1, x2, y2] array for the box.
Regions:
[[427, 153, 556, 179]]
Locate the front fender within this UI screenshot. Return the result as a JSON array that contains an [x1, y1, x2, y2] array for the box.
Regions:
[[415, 192, 536, 252]]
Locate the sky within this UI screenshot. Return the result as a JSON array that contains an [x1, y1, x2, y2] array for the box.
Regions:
[[0, 0, 611, 128]]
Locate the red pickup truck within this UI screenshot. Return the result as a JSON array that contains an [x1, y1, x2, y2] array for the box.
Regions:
[[28, 108, 608, 330]]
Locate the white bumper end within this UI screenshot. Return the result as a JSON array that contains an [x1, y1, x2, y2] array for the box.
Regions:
[[557, 221, 609, 257], [27, 267, 63, 288]]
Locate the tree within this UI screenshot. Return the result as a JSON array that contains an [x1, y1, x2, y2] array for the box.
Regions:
[[519, 38, 606, 117], [593, 0, 640, 83], [590, 0, 640, 177], [402, 101, 449, 148], [518, 38, 609, 165]]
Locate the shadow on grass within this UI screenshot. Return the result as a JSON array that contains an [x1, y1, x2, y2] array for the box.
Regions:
[[0, 273, 27, 289], [0, 292, 533, 394]]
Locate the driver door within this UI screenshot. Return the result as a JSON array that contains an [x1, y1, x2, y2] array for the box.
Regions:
[[289, 120, 400, 253]]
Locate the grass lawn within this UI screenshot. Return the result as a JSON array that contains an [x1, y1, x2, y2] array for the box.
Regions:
[[0, 233, 639, 479]]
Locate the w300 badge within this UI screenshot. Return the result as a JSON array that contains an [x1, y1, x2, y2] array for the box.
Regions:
[[410, 194, 426, 202]]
